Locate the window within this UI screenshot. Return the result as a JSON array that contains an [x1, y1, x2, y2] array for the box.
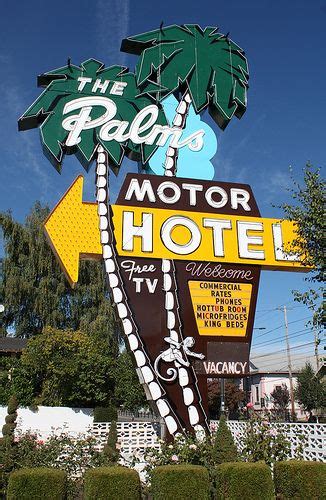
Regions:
[[255, 386, 259, 403]]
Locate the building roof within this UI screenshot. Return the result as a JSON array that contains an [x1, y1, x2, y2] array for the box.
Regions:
[[0, 337, 27, 353], [250, 370, 299, 377]]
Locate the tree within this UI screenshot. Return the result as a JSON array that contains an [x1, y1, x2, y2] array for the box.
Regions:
[[208, 379, 245, 419], [295, 363, 325, 412], [280, 163, 325, 329], [271, 384, 290, 419], [0, 183, 148, 413], [10, 327, 118, 407], [0, 204, 118, 339]]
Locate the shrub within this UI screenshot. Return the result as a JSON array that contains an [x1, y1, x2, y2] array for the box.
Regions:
[[274, 460, 326, 499], [84, 466, 141, 500], [7, 467, 67, 500], [2, 395, 18, 440], [0, 395, 19, 496], [0, 429, 106, 497], [213, 415, 238, 464], [93, 405, 118, 422], [241, 413, 302, 466], [102, 421, 119, 464], [216, 461, 274, 500], [151, 464, 210, 500]]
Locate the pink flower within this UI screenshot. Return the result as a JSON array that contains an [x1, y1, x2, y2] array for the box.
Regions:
[[37, 440, 44, 445], [189, 444, 197, 450], [246, 402, 254, 409], [171, 454, 179, 462], [262, 421, 269, 426]]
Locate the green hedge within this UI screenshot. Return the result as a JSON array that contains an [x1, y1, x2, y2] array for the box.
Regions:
[[84, 466, 141, 500], [151, 464, 210, 500], [7, 467, 67, 500], [216, 461, 274, 500], [274, 460, 326, 499]]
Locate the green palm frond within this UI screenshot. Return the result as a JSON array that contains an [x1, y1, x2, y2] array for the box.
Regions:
[[19, 59, 167, 172], [121, 24, 249, 130]]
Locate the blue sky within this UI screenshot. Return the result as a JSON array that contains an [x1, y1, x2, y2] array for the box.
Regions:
[[0, 0, 324, 370]]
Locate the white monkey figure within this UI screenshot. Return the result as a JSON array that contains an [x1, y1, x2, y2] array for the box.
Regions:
[[154, 336, 204, 382]]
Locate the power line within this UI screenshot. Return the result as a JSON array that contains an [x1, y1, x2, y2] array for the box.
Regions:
[[252, 353, 316, 370], [255, 304, 306, 315], [255, 350, 316, 363], [254, 316, 312, 338], [251, 341, 315, 360], [256, 351, 316, 365], [252, 328, 312, 348]]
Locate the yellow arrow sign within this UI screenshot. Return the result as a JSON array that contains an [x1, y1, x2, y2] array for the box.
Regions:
[[44, 176, 101, 286], [45, 176, 309, 286]]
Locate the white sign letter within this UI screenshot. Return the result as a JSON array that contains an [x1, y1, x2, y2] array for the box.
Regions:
[[237, 221, 265, 260], [122, 212, 153, 252], [161, 216, 201, 255]]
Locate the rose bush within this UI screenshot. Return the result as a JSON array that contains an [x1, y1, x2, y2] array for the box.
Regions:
[[241, 413, 306, 466], [1, 429, 114, 498]]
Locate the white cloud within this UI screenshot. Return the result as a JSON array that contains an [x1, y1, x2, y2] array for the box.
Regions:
[[96, 0, 130, 67], [0, 63, 51, 197]]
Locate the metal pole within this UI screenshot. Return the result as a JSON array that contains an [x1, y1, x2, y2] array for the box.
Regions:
[[283, 305, 296, 418], [220, 377, 225, 416]]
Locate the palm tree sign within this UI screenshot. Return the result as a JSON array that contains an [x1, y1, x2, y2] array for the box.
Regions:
[[18, 59, 186, 437], [121, 24, 249, 174], [121, 25, 249, 433], [18, 58, 166, 171]]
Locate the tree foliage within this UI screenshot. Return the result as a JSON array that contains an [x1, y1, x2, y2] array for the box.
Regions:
[[10, 327, 118, 407], [271, 384, 290, 411], [114, 350, 147, 410], [0, 205, 148, 410], [207, 379, 245, 418], [280, 163, 325, 328], [295, 362, 325, 412], [0, 203, 119, 339]]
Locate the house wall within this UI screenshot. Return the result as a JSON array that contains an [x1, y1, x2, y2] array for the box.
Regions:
[[249, 374, 307, 419]]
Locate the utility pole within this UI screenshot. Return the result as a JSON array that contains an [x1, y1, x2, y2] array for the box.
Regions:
[[282, 305, 296, 418], [313, 328, 320, 371]]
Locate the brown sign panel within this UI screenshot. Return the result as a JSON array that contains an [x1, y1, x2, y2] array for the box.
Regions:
[[112, 174, 261, 432]]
